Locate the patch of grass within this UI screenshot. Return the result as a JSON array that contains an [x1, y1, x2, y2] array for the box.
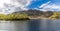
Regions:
[[0, 13, 30, 20]]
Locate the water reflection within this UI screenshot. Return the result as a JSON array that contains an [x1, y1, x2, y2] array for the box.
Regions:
[[41, 20, 54, 31], [0, 21, 28, 31], [28, 20, 40, 31], [0, 20, 60, 31], [28, 19, 54, 31]]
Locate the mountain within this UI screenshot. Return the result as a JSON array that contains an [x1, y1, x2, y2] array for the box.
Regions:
[[12, 9, 53, 18]]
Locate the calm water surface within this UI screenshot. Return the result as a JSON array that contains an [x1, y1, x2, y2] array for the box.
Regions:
[[0, 19, 60, 31]]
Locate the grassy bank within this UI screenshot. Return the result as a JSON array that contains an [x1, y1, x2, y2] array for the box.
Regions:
[[0, 13, 30, 20]]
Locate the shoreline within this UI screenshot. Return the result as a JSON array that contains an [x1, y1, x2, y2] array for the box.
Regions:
[[0, 18, 59, 21]]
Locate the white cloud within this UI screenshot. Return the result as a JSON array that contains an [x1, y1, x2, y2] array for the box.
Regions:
[[0, 0, 31, 14], [40, 1, 51, 8], [39, 1, 60, 11], [42, 4, 60, 11], [43, 4, 60, 9]]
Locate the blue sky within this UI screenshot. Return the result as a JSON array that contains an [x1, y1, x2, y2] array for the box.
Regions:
[[51, 0, 60, 4], [27, 0, 50, 9], [27, 0, 60, 10]]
